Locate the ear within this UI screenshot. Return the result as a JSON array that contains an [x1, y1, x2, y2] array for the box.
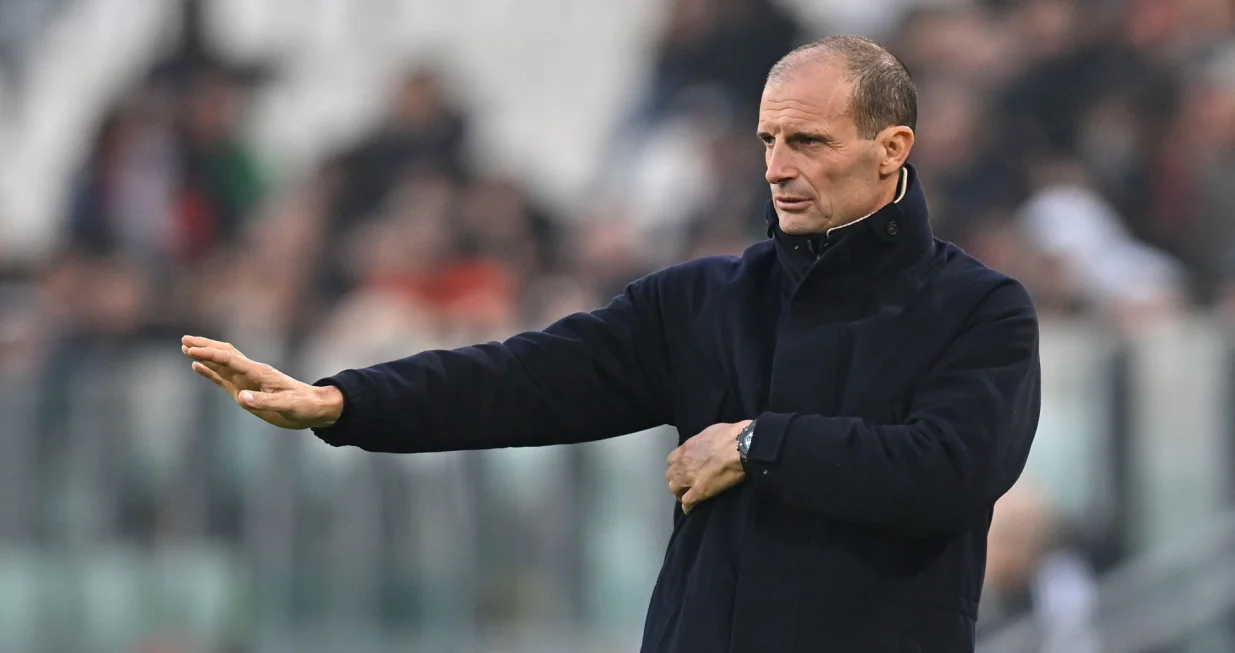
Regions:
[[877, 126, 914, 176]]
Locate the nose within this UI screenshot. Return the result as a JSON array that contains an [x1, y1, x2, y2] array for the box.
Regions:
[[765, 142, 796, 186]]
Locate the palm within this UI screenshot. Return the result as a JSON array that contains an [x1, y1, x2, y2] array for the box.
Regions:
[[182, 336, 321, 430]]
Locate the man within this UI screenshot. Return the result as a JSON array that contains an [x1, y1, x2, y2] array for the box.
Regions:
[[184, 35, 1040, 653]]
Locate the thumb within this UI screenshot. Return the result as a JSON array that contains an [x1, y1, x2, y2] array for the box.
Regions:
[[238, 390, 286, 411]]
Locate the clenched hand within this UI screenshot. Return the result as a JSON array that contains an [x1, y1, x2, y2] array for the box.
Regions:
[[181, 335, 344, 430], [666, 420, 751, 514]]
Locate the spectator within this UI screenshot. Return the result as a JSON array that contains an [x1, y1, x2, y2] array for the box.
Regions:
[[981, 482, 1101, 653], [1015, 160, 1187, 330], [65, 91, 180, 262], [637, 0, 804, 125], [1169, 43, 1235, 302], [909, 77, 1025, 243], [456, 176, 563, 285], [894, 5, 1016, 90], [329, 67, 471, 233], [174, 66, 267, 260]]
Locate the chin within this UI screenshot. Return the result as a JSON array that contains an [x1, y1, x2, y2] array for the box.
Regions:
[[777, 212, 824, 236]]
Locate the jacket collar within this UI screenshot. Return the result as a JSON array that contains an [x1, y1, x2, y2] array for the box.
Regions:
[[765, 163, 934, 292]]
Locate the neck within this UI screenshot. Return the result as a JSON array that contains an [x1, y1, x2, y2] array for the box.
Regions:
[[822, 168, 904, 233], [872, 170, 901, 210]]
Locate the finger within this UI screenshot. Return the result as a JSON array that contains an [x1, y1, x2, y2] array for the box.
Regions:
[[666, 466, 692, 490], [681, 488, 701, 513], [200, 359, 229, 378], [182, 335, 240, 352], [186, 347, 269, 380], [182, 343, 206, 358], [184, 346, 233, 365], [667, 446, 681, 465], [192, 361, 228, 389]]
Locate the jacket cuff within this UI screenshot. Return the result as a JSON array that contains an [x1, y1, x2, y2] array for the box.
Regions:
[[747, 411, 795, 465], [310, 369, 377, 447]]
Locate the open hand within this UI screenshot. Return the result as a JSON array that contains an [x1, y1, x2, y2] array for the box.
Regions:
[[667, 420, 751, 514], [181, 335, 343, 430]]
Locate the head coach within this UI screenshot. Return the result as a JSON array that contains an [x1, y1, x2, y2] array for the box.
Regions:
[[184, 35, 1041, 653]]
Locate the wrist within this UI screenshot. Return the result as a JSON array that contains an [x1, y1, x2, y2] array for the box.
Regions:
[[314, 384, 345, 428]]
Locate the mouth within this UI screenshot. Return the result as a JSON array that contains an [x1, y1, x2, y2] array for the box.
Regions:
[[774, 197, 812, 211]]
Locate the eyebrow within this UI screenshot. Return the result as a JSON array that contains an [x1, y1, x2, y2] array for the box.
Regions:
[[757, 129, 834, 142]]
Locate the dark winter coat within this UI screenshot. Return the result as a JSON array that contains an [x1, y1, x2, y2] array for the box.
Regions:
[[311, 164, 1042, 653]]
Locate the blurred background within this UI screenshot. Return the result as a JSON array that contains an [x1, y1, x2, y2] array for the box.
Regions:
[[2, 0, 1235, 651]]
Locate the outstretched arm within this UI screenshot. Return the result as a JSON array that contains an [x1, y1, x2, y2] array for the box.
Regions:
[[185, 276, 675, 453]]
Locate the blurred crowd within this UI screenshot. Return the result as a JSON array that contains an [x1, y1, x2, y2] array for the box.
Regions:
[[5, 0, 1235, 648], [8, 0, 1235, 363]]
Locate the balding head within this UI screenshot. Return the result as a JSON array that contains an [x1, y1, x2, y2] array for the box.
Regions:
[[758, 36, 916, 234], [767, 35, 917, 140]]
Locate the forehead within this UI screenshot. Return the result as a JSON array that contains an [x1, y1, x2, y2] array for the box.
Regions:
[[758, 62, 854, 133]]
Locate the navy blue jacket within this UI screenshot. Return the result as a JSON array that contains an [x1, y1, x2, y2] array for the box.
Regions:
[[312, 165, 1041, 653]]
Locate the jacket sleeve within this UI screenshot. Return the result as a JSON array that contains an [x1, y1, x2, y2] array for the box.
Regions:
[[309, 276, 674, 452], [743, 280, 1041, 539]]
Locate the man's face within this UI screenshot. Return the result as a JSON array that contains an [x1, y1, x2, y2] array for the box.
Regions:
[[757, 62, 890, 235]]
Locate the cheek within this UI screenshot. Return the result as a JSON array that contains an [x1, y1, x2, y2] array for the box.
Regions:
[[810, 159, 866, 215], [814, 153, 867, 193], [808, 150, 849, 183], [805, 162, 845, 203]]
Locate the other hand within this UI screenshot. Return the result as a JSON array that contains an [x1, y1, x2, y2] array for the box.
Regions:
[[181, 335, 344, 430], [666, 420, 751, 514]]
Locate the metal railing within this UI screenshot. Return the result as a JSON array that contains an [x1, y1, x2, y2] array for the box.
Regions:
[[979, 510, 1235, 653]]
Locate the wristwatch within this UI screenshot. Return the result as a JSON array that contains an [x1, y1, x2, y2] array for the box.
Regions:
[[737, 419, 757, 467]]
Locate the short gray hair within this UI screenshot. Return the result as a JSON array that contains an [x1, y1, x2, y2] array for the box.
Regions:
[[767, 35, 917, 139]]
